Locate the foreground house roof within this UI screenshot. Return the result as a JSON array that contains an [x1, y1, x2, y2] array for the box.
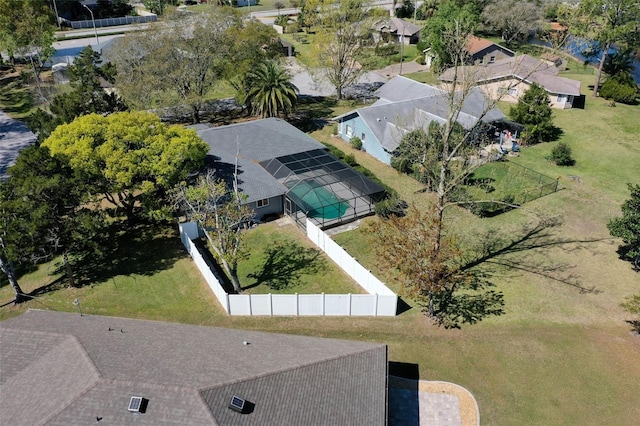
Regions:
[[440, 54, 581, 96], [1, 310, 388, 425]]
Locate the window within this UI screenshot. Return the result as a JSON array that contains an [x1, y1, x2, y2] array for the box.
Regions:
[[345, 125, 353, 138], [256, 198, 269, 208], [508, 87, 518, 97], [478, 57, 484, 65], [557, 94, 567, 103], [489, 56, 496, 63], [361, 133, 366, 141]]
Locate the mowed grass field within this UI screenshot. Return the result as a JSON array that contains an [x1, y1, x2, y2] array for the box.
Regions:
[[2, 70, 640, 424]]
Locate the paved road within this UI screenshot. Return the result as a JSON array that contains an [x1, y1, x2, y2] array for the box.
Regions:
[[0, 110, 36, 180]]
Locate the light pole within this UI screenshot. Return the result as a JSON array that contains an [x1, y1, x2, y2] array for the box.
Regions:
[[82, 4, 100, 46]]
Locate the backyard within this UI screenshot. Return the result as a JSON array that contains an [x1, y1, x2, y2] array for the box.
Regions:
[[2, 61, 640, 425]]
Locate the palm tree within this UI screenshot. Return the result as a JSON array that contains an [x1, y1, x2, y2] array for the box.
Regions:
[[245, 61, 299, 118]]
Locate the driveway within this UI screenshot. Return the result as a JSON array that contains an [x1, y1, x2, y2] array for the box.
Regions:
[[286, 58, 429, 98], [0, 110, 36, 179], [286, 58, 387, 98]]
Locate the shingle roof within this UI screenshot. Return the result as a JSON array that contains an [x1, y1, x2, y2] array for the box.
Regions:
[[1, 310, 388, 425], [465, 36, 495, 55], [197, 118, 326, 203], [338, 77, 506, 152], [440, 54, 581, 96], [388, 18, 422, 36]]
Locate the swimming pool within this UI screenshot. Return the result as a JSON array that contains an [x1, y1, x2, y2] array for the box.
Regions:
[[286, 180, 349, 219]]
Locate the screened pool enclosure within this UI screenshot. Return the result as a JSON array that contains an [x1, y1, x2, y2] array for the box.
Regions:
[[260, 149, 386, 229]]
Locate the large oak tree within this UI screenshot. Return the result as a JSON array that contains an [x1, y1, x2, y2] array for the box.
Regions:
[[42, 112, 209, 223]]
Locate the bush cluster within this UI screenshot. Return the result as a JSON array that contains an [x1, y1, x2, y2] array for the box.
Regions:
[[600, 72, 638, 104], [548, 142, 575, 166], [350, 136, 363, 150]]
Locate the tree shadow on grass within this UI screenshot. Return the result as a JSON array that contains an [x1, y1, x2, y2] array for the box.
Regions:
[[245, 240, 327, 291], [462, 215, 607, 294], [25, 221, 187, 297]]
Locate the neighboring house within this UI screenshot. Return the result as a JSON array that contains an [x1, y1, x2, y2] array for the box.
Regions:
[[440, 54, 582, 109], [334, 76, 506, 164], [465, 36, 515, 65], [196, 118, 385, 228], [0, 309, 388, 425], [374, 17, 422, 45], [424, 36, 515, 69]]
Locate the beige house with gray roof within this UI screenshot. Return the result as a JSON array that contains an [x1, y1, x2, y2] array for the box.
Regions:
[[440, 54, 582, 109]]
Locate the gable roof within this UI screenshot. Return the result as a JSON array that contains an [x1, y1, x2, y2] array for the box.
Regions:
[[1, 310, 388, 425], [465, 36, 515, 57], [336, 76, 506, 152], [197, 118, 326, 203], [465, 36, 495, 55], [388, 18, 422, 36], [372, 75, 443, 104], [440, 54, 581, 96]]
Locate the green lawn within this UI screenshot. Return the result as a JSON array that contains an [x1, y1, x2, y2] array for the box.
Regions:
[[2, 58, 640, 425], [237, 219, 365, 294]]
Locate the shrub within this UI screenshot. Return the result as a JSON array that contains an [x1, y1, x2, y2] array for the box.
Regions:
[[330, 124, 338, 135], [350, 136, 363, 150], [375, 195, 408, 218], [343, 153, 357, 166], [548, 142, 575, 166], [416, 55, 426, 65], [600, 71, 638, 104]]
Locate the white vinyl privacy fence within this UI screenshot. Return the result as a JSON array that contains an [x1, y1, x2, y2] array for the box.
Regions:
[[179, 220, 397, 316]]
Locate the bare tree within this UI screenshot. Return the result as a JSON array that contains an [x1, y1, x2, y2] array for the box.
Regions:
[[308, 0, 373, 99], [174, 169, 253, 293]]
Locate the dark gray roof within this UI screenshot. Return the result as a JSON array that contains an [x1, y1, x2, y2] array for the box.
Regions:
[[338, 77, 505, 152], [440, 54, 581, 96], [1, 310, 388, 425], [197, 118, 326, 203]]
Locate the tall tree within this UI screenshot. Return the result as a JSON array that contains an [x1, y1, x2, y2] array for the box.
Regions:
[[174, 170, 253, 293], [570, 0, 640, 97], [308, 0, 373, 99], [366, 205, 504, 328], [29, 46, 127, 142], [4, 145, 100, 288], [244, 61, 299, 118], [109, 9, 240, 123], [42, 112, 210, 223], [421, 1, 480, 71], [482, 0, 543, 47], [509, 83, 556, 145], [608, 183, 640, 271], [0, 0, 56, 97]]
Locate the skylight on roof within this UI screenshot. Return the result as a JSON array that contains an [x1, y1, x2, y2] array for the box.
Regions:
[[229, 396, 246, 413]]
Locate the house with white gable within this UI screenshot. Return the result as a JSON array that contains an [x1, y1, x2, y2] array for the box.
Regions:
[[333, 76, 506, 164]]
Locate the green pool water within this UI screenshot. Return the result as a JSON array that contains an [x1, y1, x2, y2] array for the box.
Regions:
[[287, 180, 349, 219]]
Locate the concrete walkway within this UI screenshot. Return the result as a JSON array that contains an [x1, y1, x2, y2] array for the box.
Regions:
[[0, 110, 36, 180], [388, 376, 480, 426]]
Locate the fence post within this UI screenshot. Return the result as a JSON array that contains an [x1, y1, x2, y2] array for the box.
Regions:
[[296, 293, 299, 316], [269, 293, 273, 316], [348, 293, 352, 316], [248, 295, 252, 316], [374, 293, 378, 317], [322, 292, 325, 316], [226, 293, 230, 314]]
